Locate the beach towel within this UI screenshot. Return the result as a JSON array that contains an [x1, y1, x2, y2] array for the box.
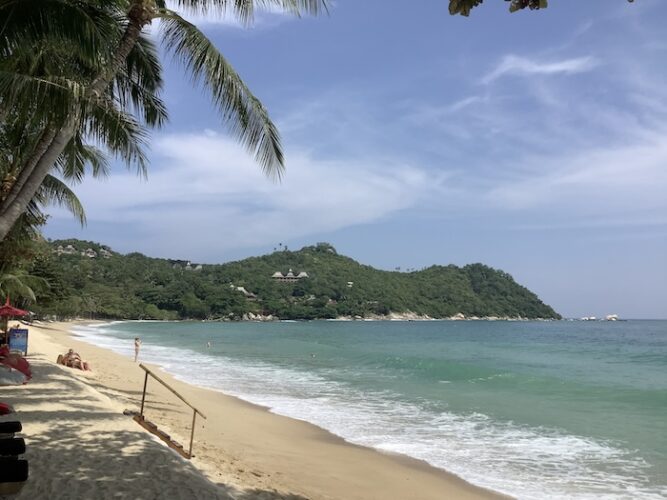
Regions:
[[0, 366, 26, 386], [0, 346, 31, 379]]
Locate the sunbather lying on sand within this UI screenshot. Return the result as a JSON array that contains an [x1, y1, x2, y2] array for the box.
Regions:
[[57, 349, 91, 371]]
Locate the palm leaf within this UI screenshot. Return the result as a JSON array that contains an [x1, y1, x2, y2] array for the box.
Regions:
[[164, 0, 328, 24], [0, 272, 40, 302], [57, 134, 110, 184], [85, 98, 149, 178], [37, 174, 87, 225], [158, 9, 284, 177], [0, 0, 121, 67], [0, 70, 85, 125]]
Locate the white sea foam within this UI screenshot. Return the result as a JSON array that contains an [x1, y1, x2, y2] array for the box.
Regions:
[[72, 323, 667, 500]]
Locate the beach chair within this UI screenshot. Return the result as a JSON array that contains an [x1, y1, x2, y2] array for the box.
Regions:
[[0, 438, 25, 457], [0, 458, 28, 495], [0, 410, 28, 495], [0, 421, 20, 439], [0, 428, 28, 496]]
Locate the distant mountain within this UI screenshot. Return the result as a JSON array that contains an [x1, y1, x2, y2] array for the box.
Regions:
[[30, 240, 560, 320]]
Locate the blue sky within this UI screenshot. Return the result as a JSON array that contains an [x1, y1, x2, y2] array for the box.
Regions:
[[45, 0, 667, 318]]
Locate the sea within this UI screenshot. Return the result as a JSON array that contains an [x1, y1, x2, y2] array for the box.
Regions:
[[71, 320, 667, 499]]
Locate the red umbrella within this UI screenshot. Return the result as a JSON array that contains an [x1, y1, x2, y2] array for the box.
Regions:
[[0, 297, 28, 317]]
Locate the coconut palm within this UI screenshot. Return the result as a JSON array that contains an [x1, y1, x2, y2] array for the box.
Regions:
[[0, 269, 47, 303], [0, 0, 327, 241]]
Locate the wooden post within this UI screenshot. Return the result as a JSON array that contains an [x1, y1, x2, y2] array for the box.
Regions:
[[188, 410, 197, 458], [139, 370, 148, 417]]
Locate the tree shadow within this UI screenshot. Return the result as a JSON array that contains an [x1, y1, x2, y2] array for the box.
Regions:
[[1, 360, 309, 500]]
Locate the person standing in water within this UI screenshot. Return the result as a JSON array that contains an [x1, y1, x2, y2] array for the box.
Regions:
[[134, 337, 142, 362]]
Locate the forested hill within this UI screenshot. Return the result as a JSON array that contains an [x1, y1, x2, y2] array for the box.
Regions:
[[30, 240, 560, 320]]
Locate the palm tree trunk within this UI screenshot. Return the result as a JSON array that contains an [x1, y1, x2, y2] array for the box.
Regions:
[[0, 126, 57, 207], [0, 1, 153, 241]]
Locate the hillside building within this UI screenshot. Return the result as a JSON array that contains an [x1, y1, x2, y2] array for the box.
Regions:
[[271, 269, 309, 283]]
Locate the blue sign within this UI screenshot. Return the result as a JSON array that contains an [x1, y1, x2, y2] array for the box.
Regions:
[[8, 329, 28, 355]]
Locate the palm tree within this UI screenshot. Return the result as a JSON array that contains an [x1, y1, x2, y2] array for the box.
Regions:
[[0, 269, 47, 303], [0, 0, 327, 241]]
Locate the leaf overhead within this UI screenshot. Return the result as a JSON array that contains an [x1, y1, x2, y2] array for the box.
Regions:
[[37, 175, 87, 225], [0, 0, 330, 246], [158, 9, 284, 177], [163, 0, 328, 25], [448, 0, 549, 16]]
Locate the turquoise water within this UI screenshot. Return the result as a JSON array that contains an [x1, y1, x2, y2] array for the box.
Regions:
[[73, 320, 667, 499]]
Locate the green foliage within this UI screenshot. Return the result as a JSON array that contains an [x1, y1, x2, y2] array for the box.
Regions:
[[449, 0, 548, 16], [0, 1, 329, 244], [449, 0, 637, 16], [30, 239, 561, 321]]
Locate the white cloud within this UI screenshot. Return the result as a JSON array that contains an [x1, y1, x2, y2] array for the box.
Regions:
[[485, 135, 667, 215], [482, 55, 599, 84], [56, 132, 439, 259]]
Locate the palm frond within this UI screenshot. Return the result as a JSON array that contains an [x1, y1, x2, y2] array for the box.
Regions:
[[85, 98, 149, 178], [0, 272, 39, 302], [112, 34, 168, 128], [158, 9, 284, 177], [0, 70, 85, 125], [36, 174, 87, 225], [56, 134, 110, 184], [164, 0, 328, 25], [0, 0, 121, 67]]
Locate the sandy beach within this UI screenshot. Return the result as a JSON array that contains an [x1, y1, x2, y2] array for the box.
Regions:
[[1, 321, 504, 499]]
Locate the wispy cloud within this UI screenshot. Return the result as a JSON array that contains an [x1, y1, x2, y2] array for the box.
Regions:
[[482, 55, 599, 84], [485, 134, 667, 214], [55, 132, 439, 260]]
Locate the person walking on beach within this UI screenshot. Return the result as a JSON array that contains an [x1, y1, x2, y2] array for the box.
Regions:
[[134, 337, 141, 362]]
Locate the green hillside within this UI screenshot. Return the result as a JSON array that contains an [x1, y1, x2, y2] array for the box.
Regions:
[[28, 240, 560, 320]]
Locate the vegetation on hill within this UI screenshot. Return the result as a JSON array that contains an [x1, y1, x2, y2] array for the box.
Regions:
[[25, 239, 560, 321]]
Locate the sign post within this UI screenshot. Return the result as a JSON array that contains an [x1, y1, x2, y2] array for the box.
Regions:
[[8, 329, 28, 355]]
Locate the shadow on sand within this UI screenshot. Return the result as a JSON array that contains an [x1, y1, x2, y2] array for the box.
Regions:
[[2, 361, 308, 500]]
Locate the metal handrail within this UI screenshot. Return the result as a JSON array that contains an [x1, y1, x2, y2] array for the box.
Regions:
[[138, 363, 206, 458]]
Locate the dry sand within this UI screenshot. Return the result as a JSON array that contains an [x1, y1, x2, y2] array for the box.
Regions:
[[1, 321, 506, 499]]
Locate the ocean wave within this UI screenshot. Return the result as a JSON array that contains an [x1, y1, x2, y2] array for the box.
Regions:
[[73, 325, 667, 500]]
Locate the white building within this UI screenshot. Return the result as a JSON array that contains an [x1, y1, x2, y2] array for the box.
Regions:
[[271, 269, 309, 282], [81, 248, 97, 258]]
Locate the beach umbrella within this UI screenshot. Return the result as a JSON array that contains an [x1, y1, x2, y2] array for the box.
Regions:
[[0, 297, 28, 318], [0, 297, 28, 342]]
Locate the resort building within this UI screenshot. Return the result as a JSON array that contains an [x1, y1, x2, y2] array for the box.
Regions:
[[54, 244, 78, 256], [230, 284, 257, 300], [81, 248, 97, 258], [54, 244, 112, 259], [271, 269, 309, 283]]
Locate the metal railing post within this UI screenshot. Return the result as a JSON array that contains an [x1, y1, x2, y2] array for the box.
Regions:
[[189, 410, 197, 458], [136, 364, 206, 459], [139, 370, 149, 417]]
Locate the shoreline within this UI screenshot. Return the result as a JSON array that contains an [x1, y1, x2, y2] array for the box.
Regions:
[[26, 320, 506, 499]]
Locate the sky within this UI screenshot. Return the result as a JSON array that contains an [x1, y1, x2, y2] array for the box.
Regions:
[[44, 0, 667, 319]]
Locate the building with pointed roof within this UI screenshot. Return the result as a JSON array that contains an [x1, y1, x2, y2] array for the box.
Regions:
[[271, 269, 309, 283]]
